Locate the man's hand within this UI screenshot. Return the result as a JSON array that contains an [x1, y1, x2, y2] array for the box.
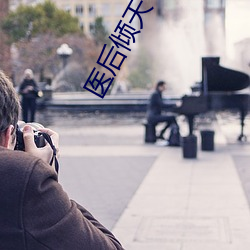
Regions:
[[23, 86, 34, 94], [23, 125, 59, 165]]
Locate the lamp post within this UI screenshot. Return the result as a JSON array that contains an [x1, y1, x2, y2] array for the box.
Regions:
[[56, 43, 73, 68]]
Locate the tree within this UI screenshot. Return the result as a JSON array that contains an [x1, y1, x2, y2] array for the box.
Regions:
[[91, 17, 111, 46], [127, 48, 153, 89], [0, 0, 12, 75], [1, 2, 115, 92], [12, 33, 111, 91], [1, 0, 80, 43]]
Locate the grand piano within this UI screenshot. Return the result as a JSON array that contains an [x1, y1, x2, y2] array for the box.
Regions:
[[175, 57, 250, 141]]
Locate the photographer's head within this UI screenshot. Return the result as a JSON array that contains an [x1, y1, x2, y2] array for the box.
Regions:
[[0, 71, 20, 149]]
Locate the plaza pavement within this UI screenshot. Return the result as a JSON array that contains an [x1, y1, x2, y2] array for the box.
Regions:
[[44, 112, 250, 250]]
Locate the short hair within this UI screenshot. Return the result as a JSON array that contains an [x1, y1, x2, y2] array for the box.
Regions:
[[24, 68, 34, 79], [156, 80, 166, 90], [0, 71, 20, 143]]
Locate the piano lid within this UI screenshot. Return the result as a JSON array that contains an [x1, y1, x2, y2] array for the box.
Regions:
[[201, 57, 250, 92]]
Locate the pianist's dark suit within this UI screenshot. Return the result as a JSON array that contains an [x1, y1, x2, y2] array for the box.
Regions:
[[147, 89, 177, 139]]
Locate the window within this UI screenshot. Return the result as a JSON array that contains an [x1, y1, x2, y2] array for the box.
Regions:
[[89, 22, 95, 33], [89, 4, 96, 17], [76, 5, 84, 16], [80, 22, 84, 32], [64, 5, 71, 13]]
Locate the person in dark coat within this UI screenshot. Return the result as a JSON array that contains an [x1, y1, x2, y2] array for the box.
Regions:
[[147, 80, 178, 140], [0, 70, 124, 250], [19, 69, 39, 123]]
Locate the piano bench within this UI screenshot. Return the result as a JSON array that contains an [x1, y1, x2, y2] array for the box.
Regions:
[[142, 120, 156, 143]]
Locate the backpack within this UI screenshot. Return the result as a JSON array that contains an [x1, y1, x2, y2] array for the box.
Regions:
[[168, 124, 181, 147]]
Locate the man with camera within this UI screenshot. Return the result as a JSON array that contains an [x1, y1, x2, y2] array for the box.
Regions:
[[0, 71, 124, 249]]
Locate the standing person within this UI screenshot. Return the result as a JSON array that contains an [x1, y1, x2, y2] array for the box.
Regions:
[[0, 70, 124, 249], [19, 69, 38, 123], [147, 80, 178, 140]]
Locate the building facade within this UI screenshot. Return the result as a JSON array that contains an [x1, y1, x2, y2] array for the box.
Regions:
[[10, 0, 129, 34], [51, 0, 128, 34]]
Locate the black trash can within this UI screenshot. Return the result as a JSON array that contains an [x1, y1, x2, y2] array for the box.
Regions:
[[200, 130, 214, 151], [144, 122, 156, 143], [182, 135, 197, 159]]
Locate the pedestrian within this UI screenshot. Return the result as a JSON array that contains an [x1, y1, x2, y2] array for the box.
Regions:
[[0, 70, 124, 249], [147, 80, 178, 140], [19, 69, 39, 123]]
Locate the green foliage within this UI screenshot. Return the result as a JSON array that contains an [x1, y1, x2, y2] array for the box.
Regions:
[[127, 49, 153, 89], [91, 17, 111, 46], [1, 0, 80, 42]]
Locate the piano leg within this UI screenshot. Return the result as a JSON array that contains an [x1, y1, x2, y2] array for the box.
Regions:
[[238, 109, 247, 142], [187, 115, 195, 135]]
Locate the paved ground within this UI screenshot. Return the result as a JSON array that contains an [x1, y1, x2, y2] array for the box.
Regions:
[[36, 110, 250, 249], [59, 154, 155, 229]]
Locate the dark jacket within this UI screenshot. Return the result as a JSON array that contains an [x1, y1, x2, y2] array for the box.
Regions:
[[0, 147, 124, 250], [147, 90, 170, 118], [19, 79, 38, 99]]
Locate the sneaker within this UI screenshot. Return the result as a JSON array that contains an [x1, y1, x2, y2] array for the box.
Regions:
[[156, 135, 165, 140], [156, 140, 169, 147]]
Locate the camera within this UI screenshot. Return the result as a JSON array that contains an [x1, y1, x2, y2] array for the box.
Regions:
[[14, 122, 46, 151]]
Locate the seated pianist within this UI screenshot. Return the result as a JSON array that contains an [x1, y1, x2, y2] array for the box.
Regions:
[[146, 80, 179, 140]]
